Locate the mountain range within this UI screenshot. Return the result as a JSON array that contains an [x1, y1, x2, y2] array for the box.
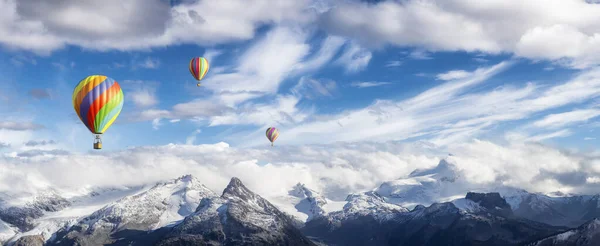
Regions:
[[0, 159, 598, 246]]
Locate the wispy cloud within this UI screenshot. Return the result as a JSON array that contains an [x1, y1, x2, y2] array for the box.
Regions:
[[409, 50, 433, 60], [292, 77, 337, 99], [532, 109, 600, 129], [29, 89, 51, 99], [385, 60, 403, 67], [24, 140, 57, 147], [335, 42, 372, 73], [350, 81, 392, 88], [584, 137, 596, 140], [185, 129, 202, 145], [437, 70, 473, 81], [138, 57, 160, 69], [0, 121, 43, 131]]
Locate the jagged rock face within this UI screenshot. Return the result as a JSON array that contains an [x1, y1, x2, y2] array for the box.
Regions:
[[49, 175, 216, 246], [531, 218, 600, 246], [304, 195, 567, 246], [158, 177, 315, 246], [14, 235, 45, 246], [465, 192, 513, 217]]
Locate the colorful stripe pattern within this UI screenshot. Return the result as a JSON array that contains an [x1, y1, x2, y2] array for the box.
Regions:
[[266, 127, 279, 145], [189, 57, 210, 81], [72, 75, 124, 134]]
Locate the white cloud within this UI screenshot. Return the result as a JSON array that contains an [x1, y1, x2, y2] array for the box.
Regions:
[[225, 60, 600, 148], [350, 81, 392, 88], [202, 49, 223, 63], [385, 60, 403, 67], [319, 0, 600, 69], [138, 57, 160, 69], [409, 50, 433, 60], [202, 26, 311, 95], [335, 42, 372, 73], [436, 70, 473, 81], [291, 77, 337, 99], [0, 0, 314, 54], [152, 118, 162, 130], [0, 121, 43, 131], [185, 129, 202, 145], [291, 35, 347, 75], [0, 139, 598, 207], [532, 109, 600, 129], [130, 87, 159, 108], [526, 129, 573, 142], [584, 137, 596, 140]]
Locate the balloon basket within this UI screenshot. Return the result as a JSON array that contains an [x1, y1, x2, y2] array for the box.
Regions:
[[93, 134, 102, 150], [197, 83, 201, 87]]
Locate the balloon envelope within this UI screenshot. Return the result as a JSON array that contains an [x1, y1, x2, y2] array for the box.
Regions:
[[72, 75, 124, 134], [189, 57, 210, 81], [266, 127, 279, 143]]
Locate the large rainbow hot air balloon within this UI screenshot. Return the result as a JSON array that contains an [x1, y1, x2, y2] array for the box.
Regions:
[[189, 57, 209, 87], [72, 75, 124, 150], [266, 127, 279, 146]]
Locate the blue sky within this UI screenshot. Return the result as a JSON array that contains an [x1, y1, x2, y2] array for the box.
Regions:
[[0, 0, 599, 156]]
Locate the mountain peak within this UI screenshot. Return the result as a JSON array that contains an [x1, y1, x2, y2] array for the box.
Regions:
[[227, 177, 244, 188], [465, 192, 512, 217], [222, 177, 255, 202]]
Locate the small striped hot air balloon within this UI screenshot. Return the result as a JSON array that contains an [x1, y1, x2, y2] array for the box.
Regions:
[[72, 75, 124, 150], [266, 127, 279, 147], [189, 57, 209, 86]]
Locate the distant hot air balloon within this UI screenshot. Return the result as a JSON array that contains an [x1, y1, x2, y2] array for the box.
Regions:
[[72, 75, 124, 150], [189, 57, 209, 87], [266, 127, 279, 146]]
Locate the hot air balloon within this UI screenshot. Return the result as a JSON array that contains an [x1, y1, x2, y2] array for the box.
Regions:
[[266, 127, 279, 146], [72, 75, 124, 150], [189, 57, 209, 87]]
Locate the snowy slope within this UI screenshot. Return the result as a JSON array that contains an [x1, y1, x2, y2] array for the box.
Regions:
[[268, 183, 346, 222], [0, 219, 17, 243], [51, 175, 217, 245], [5, 185, 146, 244], [373, 159, 469, 209], [532, 218, 600, 246]]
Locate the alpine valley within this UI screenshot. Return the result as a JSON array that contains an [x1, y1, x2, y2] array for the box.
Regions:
[[1, 159, 599, 246]]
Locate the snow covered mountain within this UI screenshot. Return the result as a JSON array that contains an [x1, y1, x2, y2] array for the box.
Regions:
[[303, 192, 568, 246], [50, 175, 215, 245], [373, 159, 469, 208], [156, 177, 315, 245], [370, 159, 600, 228], [531, 218, 600, 246]]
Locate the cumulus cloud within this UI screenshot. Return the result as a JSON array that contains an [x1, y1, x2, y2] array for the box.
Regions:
[[130, 87, 159, 108], [0, 0, 313, 54], [319, 0, 600, 69], [0, 139, 598, 205]]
